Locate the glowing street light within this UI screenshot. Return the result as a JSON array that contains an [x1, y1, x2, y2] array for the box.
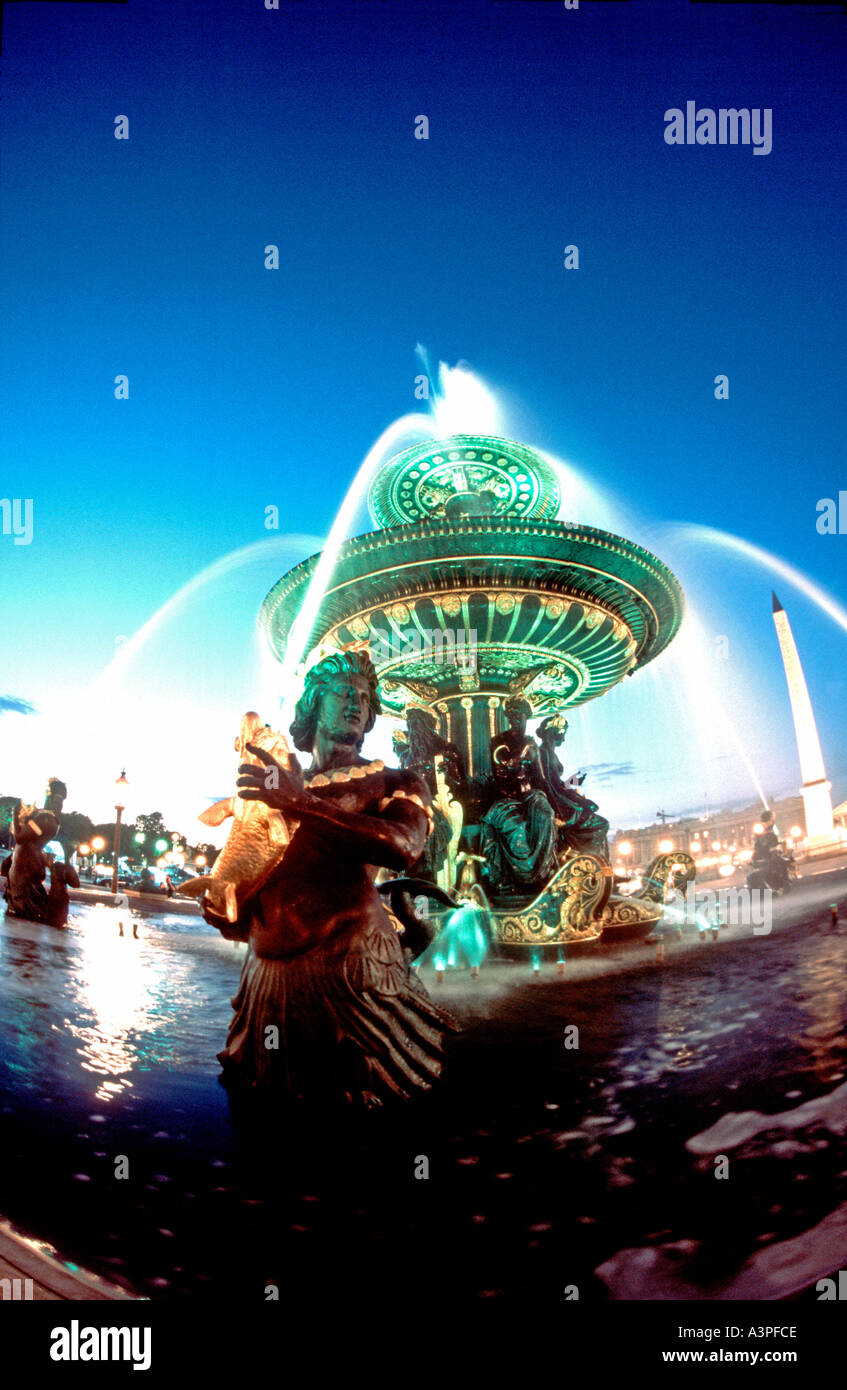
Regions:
[[790, 825, 803, 839], [91, 836, 106, 853], [618, 841, 633, 858], [659, 839, 674, 853], [195, 854, 207, 869]]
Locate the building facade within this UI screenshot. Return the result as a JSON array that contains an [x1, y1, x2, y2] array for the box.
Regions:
[[611, 795, 807, 873]]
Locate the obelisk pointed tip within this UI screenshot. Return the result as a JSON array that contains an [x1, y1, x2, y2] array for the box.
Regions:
[[772, 591, 784, 614]]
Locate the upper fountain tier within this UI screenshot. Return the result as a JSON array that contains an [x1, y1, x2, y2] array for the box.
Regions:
[[261, 435, 684, 718], [367, 434, 562, 528]]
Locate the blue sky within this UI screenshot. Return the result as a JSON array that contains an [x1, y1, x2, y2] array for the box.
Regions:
[[1, 0, 846, 833]]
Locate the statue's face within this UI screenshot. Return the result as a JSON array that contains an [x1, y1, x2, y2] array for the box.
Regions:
[[316, 672, 373, 746], [507, 706, 526, 733]]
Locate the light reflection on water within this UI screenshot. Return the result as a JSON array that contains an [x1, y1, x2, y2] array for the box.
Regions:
[[0, 901, 245, 1109]]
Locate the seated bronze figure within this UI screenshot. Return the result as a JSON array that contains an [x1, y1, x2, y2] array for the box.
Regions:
[[478, 696, 559, 893], [2, 795, 77, 928]]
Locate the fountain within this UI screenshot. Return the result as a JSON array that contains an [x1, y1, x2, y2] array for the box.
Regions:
[[260, 431, 696, 953]]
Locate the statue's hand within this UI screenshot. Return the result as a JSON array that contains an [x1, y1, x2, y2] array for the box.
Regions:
[[238, 743, 304, 811]]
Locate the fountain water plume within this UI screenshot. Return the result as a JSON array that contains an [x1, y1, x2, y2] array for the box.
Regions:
[[278, 356, 523, 718], [91, 534, 323, 697], [18, 535, 323, 823], [671, 610, 771, 811], [673, 525, 847, 639], [540, 448, 631, 534], [277, 413, 433, 720], [415, 347, 503, 438]]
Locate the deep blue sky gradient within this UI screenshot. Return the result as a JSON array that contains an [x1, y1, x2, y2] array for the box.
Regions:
[[1, 0, 846, 827]]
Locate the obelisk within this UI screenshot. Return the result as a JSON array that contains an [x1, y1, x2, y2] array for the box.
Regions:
[[771, 593, 834, 842]]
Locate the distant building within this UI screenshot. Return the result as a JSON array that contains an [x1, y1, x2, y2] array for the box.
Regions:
[[611, 795, 806, 872]]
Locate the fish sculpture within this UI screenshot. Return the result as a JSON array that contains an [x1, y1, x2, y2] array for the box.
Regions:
[[180, 711, 299, 926]]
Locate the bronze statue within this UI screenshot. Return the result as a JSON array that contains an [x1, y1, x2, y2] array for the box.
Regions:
[[44, 777, 67, 819], [202, 651, 457, 1105], [536, 715, 609, 857], [478, 695, 559, 892], [394, 705, 465, 890], [2, 798, 78, 926], [44, 854, 80, 928]]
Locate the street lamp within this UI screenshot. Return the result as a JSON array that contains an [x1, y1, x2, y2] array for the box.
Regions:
[[112, 769, 128, 895], [90, 835, 106, 878]]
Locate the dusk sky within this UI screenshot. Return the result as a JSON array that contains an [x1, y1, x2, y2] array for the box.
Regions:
[[1, 0, 846, 837]]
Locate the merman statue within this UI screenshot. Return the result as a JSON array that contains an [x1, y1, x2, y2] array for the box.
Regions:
[[201, 650, 458, 1105], [536, 715, 609, 857], [478, 695, 559, 893]]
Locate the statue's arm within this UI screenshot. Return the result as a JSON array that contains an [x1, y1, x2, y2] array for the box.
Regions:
[[288, 780, 431, 872], [236, 745, 431, 871]]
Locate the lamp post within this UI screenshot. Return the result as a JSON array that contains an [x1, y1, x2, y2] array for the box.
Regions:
[[112, 769, 128, 895]]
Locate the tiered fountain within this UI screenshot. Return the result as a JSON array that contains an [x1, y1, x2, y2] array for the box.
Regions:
[[261, 433, 694, 952]]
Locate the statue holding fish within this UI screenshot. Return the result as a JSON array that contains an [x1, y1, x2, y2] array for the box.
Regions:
[[190, 650, 457, 1105]]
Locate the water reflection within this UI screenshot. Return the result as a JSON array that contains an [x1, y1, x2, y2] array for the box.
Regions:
[[788, 936, 847, 1085], [66, 905, 159, 1101], [0, 900, 240, 1109]]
